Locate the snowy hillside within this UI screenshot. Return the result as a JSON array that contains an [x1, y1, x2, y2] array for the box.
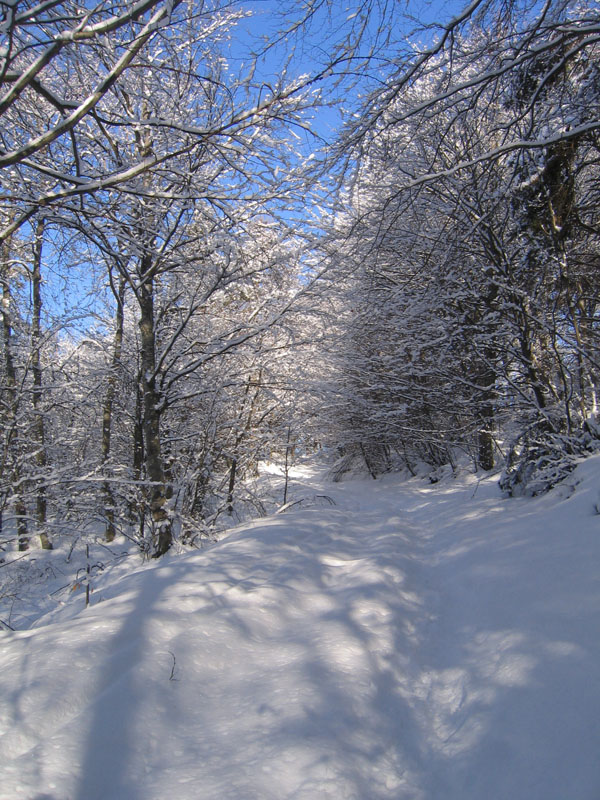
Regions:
[[1, 459, 600, 800]]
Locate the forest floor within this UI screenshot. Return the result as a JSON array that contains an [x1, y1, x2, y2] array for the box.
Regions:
[[1, 457, 600, 800]]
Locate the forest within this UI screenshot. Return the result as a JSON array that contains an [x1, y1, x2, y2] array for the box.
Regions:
[[1, 0, 599, 565]]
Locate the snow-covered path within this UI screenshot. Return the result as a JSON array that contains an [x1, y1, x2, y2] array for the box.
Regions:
[[1, 461, 599, 800]]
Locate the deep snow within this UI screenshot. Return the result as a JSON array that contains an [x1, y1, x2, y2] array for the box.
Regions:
[[1, 458, 600, 800]]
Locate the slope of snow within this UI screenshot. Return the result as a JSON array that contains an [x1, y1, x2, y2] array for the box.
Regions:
[[1, 459, 599, 800]]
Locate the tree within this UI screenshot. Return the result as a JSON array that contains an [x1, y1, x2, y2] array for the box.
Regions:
[[324, 0, 600, 484]]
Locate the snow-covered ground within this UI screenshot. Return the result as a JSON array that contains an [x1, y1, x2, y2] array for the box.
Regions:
[[1, 458, 600, 800]]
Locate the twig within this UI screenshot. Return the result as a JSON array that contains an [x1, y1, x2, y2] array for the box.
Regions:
[[168, 650, 179, 681], [0, 551, 31, 569], [276, 494, 336, 514]]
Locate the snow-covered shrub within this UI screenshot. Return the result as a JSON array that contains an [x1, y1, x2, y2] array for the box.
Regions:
[[329, 442, 392, 482], [500, 420, 600, 497]]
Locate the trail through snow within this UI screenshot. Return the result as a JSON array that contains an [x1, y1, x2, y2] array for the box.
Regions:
[[1, 460, 599, 799]]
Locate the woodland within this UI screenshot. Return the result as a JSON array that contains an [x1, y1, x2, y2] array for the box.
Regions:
[[1, 0, 599, 563]]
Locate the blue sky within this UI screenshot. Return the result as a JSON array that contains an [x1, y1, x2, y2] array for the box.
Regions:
[[232, 0, 471, 148]]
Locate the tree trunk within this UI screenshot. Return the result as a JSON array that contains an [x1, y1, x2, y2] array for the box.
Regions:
[[226, 457, 237, 516], [282, 426, 292, 505], [132, 381, 144, 477], [31, 218, 52, 549], [138, 265, 172, 557], [1, 235, 28, 550], [477, 421, 495, 472], [226, 371, 263, 516], [101, 275, 125, 542], [518, 300, 548, 414], [476, 358, 497, 472]]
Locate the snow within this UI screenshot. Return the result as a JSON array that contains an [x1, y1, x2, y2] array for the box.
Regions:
[[1, 458, 600, 799]]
